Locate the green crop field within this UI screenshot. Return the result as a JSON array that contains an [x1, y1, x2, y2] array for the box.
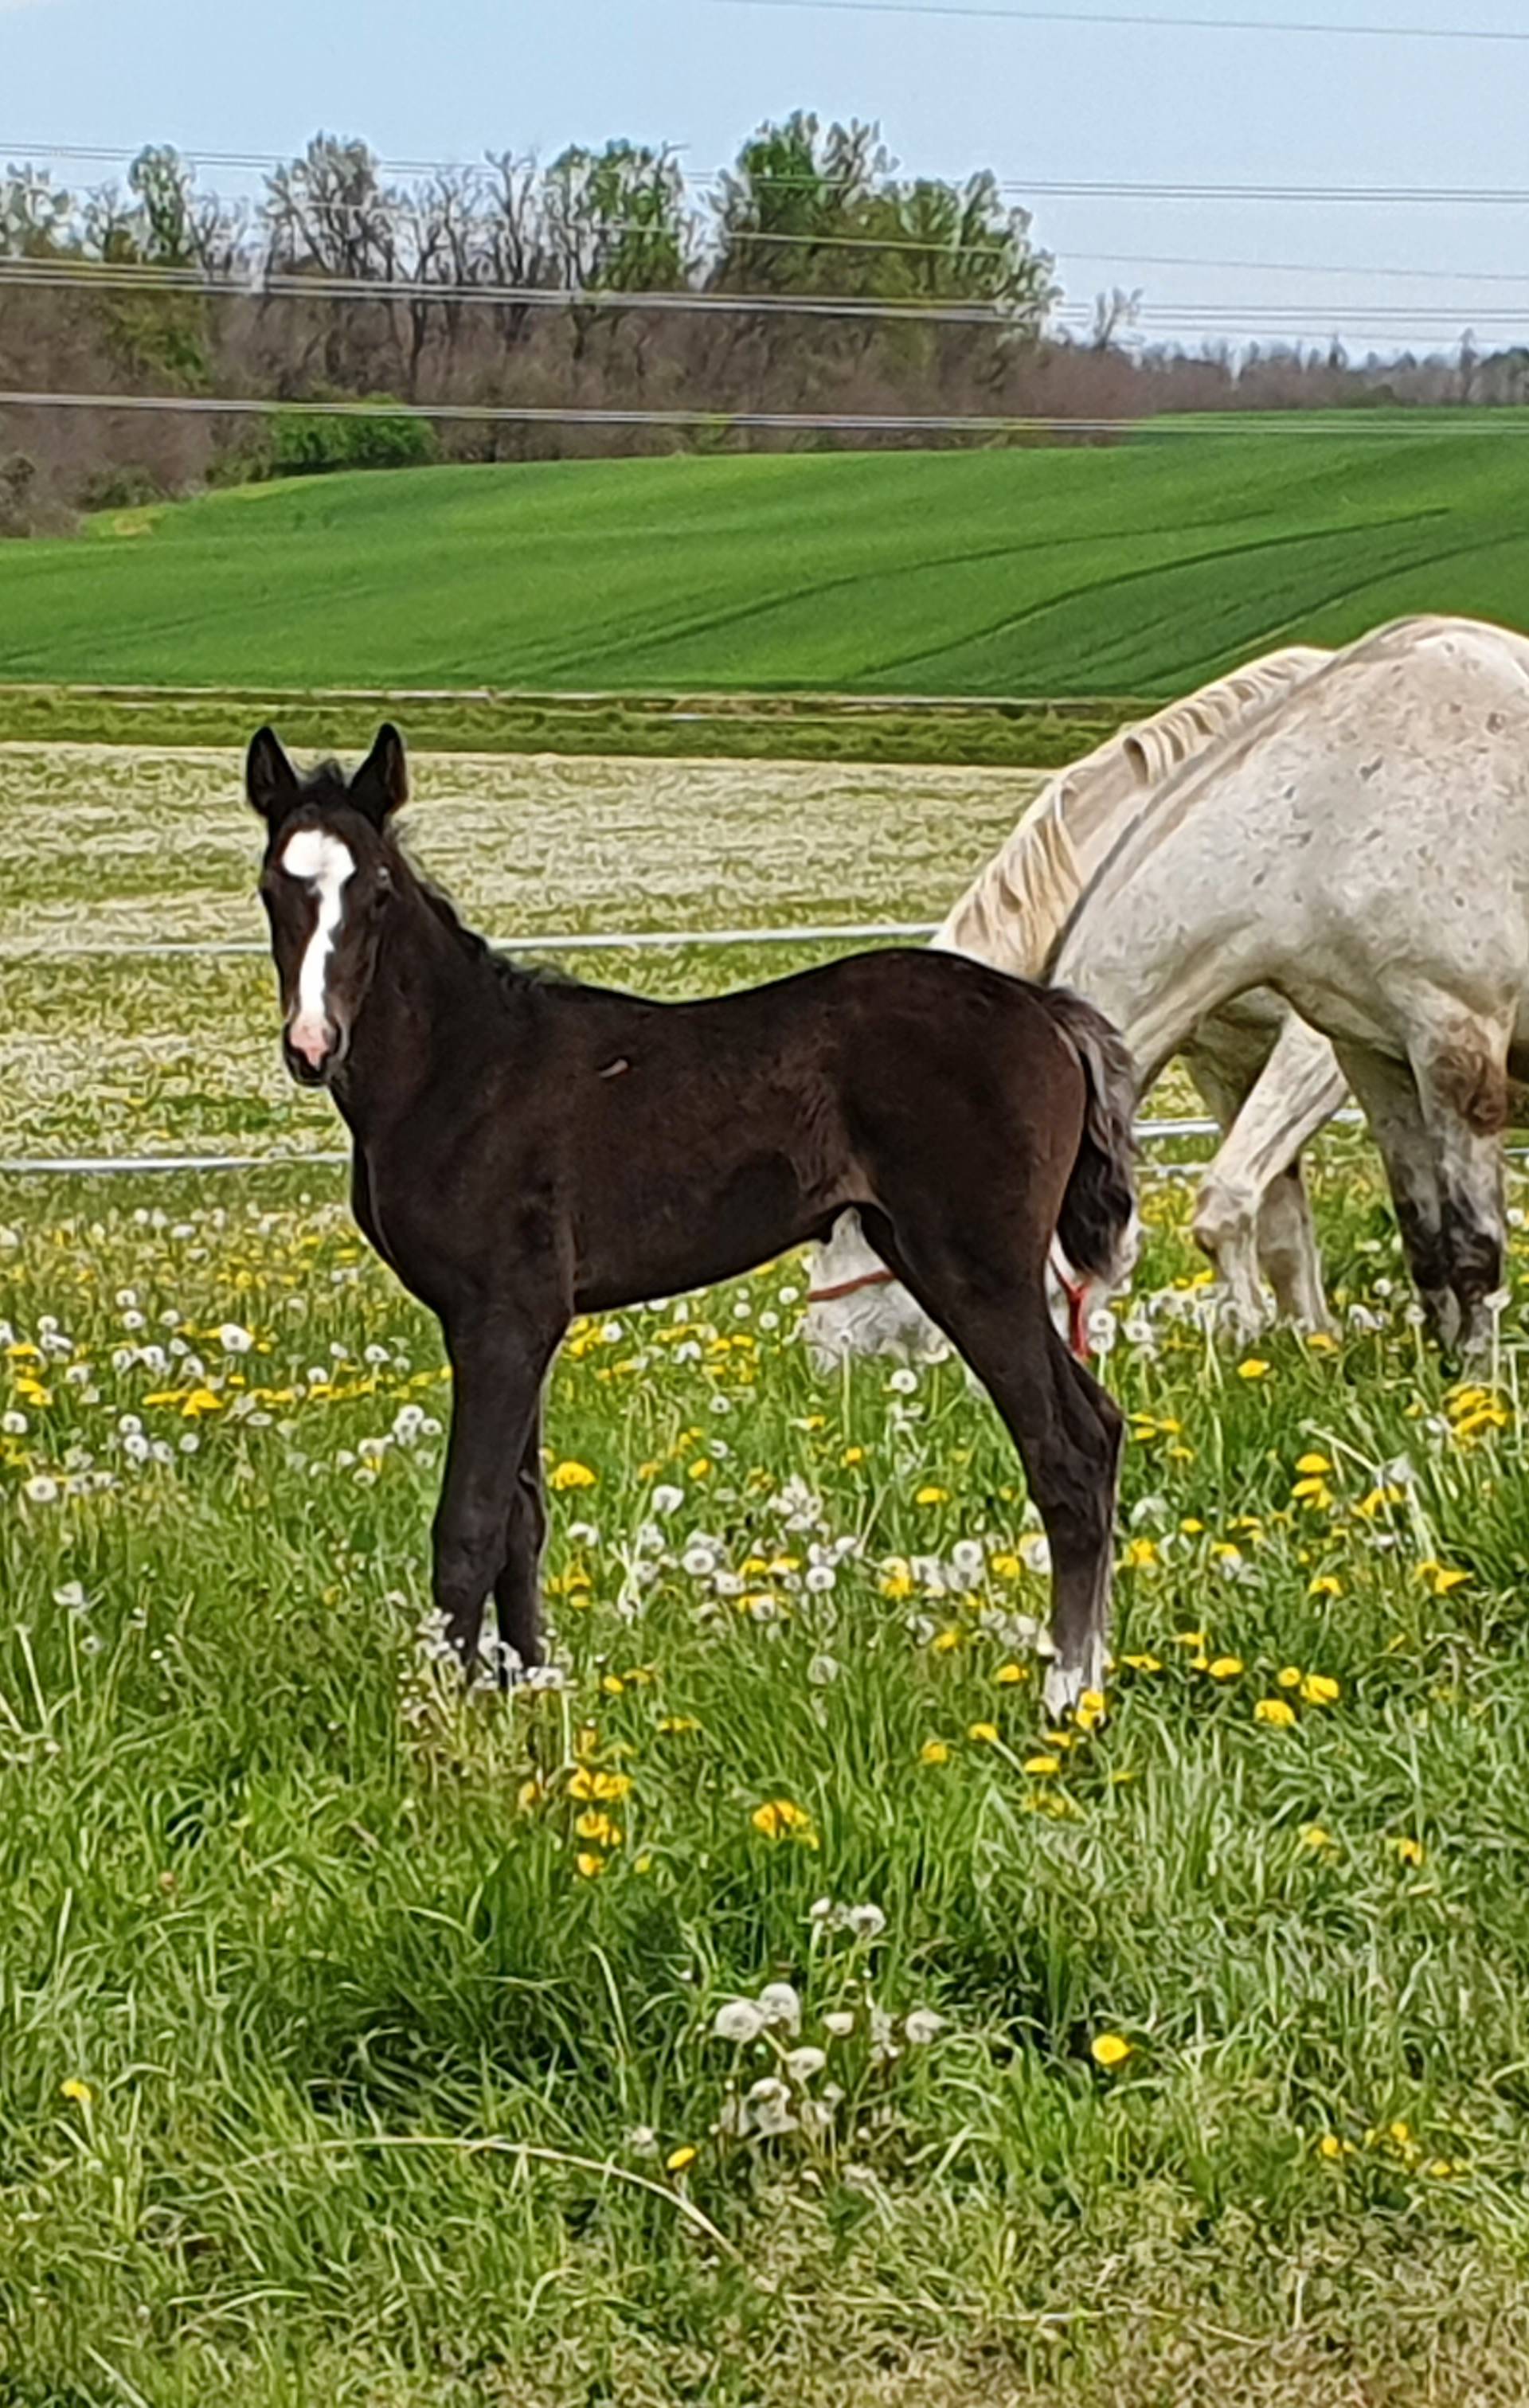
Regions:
[[6, 738, 1529, 2405], [5, 418, 1529, 702]]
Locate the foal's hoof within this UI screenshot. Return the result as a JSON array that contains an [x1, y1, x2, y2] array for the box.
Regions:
[[1042, 1648, 1107, 1723]]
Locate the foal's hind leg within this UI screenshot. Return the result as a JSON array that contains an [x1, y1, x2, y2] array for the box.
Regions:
[[871, 1221, 1124, 1715]]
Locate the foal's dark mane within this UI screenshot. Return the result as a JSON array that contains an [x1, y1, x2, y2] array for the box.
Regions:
[[299, 761, 575, 993]]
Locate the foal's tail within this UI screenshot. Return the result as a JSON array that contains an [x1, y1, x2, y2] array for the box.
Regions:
[[1047, 988, 1138, 1288]]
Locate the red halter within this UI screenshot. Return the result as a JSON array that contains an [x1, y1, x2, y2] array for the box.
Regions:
[[806, 1249, 1093, 1361]]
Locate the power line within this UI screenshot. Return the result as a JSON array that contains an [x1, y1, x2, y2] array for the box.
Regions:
[[1063, 248, 1529, 286], [14, 141, 1529, 207], [0, 260, 1037, 330], [715, 0, 1529, 39], [8, 264, 1520, 342], [5, 390, 1527, 432]]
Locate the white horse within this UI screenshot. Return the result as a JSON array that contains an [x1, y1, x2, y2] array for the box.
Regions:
[[1045, 612, 1529, 1355], [807, 643, 1345, 1363]]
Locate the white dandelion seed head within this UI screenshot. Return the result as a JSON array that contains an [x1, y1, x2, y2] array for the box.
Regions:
[[903, 2008, 946, 2046], [847, 1903, 887, 1943], [757, 1982, 802, 2035], [712, 1997, 768, 2044], [784, 2046, 827, 2083]]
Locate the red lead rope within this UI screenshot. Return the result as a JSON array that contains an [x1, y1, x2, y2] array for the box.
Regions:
[[805, 1253, 1093, 1362]]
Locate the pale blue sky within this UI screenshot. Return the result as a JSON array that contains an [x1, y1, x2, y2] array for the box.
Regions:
[[6, 0, 1527, 349]]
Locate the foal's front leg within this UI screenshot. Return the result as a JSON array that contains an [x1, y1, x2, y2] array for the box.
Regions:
[[433, 1315, 560, 1678], [491, 1404, 548, 1679]]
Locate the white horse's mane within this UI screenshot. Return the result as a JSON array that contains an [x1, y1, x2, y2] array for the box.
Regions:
[[936, 644, 1331, 971]]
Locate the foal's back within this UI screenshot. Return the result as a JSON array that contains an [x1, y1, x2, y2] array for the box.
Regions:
[[451, 948, 1087, 1314]]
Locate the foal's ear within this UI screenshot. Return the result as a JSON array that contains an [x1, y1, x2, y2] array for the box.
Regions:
[[245, 725, 299, 823], [350, 722, 409, 825]]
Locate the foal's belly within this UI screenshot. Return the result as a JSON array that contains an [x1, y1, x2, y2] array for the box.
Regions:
[[573, 1155, 837, 1315]]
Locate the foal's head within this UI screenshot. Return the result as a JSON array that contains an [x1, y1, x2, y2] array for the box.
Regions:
[[247, 723, 407, 1087]]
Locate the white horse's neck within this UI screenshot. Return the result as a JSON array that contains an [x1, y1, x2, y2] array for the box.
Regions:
[[933, 647, 1330, 976]]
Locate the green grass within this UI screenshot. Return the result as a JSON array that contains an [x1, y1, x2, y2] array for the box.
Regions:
[[4, 419, 1529, 698], [7, 737, 1529, 2402]]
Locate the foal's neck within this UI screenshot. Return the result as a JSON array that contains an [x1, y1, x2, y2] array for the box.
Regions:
[[336, 873, 505, 1139]]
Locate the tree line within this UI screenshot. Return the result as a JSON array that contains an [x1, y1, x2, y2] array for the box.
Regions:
[[0, 117, 1517, 530]]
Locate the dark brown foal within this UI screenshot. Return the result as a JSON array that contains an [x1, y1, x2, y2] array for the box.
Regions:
[[248, 725, 1136, 1716]]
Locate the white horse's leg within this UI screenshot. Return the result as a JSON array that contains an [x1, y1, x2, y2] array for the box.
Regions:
[[1255, 1167, 1334, 1335], [1335, 1046, 1457, 1350], [1406, 1005, 1513, 1358], [1191, 1016, 1347, 1335], [1182, 1049, 1273, 1339]]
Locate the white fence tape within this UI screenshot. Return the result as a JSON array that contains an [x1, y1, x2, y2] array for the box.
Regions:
[[21, 921, 944, 961]]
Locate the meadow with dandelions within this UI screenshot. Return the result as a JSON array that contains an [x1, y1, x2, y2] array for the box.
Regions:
[[6, 746, 1529, 2405]]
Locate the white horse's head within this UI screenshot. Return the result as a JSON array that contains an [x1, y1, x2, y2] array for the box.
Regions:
[[804, 1213, 1141, 1372]]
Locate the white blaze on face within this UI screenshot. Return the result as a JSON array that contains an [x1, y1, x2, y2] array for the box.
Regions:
[[280, 827, 355, 1065]]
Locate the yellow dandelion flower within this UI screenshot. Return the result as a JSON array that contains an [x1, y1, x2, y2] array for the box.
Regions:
[[575, 1809, 624, 1847], [1308, 1573, 1343, 1598], [880, 1564, 914, 1601], [1124, 1537, 1159, 1569], [1433, 1566, 1471, 1595], [656, 1714, 699, 1735], [549, 1460, 597, 1491], [932, 1628, 961, 1655], [601, 1674, 626, 1697], [915, 1484, 949, 1506], [575, 1853, 604, 1879], [968, 1721, 1000, 1745], [592, 1770, 632, 1800], [1300, 1673, 1340, 1706], [1295, 1452, 1332, 1476], [751, 1797, 814, 1841], [1121, 1652, 1162, 1674], [841, 1445, 866, 1466], [995, 1661, 1028, 1686], [1023, 1753, 1062, 1776], [1276, 1666, 1303, 1690], [1300, 1824, 1334, 1849], [1393, 1835, 1425, 1867], [666, 2144, 698, 2174], [1305, 1331, 1336, 1351], [1090, 2033, 1132, 2068], [1253, 1697, 1297, 1728], [1180, 1517, 1205, 1535], [989, 1552, 1022, 1581], [688, 1458, 712, 1480], [1237, 1358, 1270, 1381], [1172, 1629, 1209, 1649], [920, 1738, 952, 1765], [59, 2078, 92, 2105], [1318, 2132, 1351, 2160], [517, 1777, 544, 1811], [1208, 1656, 1244, 1680]]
